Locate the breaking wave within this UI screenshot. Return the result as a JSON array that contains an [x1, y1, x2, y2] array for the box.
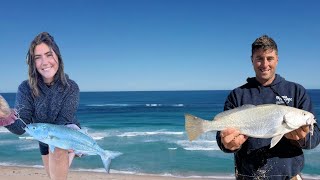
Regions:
[[117, 131, 184, 137], [0, 127, 10, 133], [85, 103, 184, 107], [177, 140, 220, 151]]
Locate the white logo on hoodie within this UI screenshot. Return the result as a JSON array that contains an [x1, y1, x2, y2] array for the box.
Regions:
[[276, 96, 292, 105]]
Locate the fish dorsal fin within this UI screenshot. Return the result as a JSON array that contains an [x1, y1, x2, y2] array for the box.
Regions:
[[214, 104, 256, 120], [270, 134, 284, 148]]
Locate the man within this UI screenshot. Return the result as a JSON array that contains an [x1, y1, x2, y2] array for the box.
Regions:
[[216, 35, 320, 180]]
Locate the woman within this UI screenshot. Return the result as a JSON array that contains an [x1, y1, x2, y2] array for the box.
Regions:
[[3, 32, 80, 180]]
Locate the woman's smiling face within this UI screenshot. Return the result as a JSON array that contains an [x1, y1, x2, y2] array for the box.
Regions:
[[34, 43, 59, 84]]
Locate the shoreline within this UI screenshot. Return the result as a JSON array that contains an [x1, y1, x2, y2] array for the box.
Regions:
[[0, 165, 233, 180]]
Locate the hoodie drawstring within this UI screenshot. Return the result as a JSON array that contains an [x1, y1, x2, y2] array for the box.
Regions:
[[270, 86, 289, 106]]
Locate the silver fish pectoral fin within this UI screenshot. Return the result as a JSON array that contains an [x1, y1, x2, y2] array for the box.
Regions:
[[270, 134, 284, 149]]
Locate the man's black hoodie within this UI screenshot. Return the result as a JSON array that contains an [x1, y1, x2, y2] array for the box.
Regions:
[[216, 74, 320, 179]]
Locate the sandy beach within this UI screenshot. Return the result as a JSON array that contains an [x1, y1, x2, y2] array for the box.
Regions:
[[1, 166, 319, 180], [0, 166, 231, 180]]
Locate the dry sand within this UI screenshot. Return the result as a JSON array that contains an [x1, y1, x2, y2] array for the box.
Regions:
[[1, 166, 317, 180]]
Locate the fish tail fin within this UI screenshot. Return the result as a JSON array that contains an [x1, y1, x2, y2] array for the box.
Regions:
[[101, 156, 111, 173], [185, 114, 212, 141], [100, 150, 122, 173]]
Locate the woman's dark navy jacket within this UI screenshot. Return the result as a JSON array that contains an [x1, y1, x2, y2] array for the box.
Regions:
[[216, 74, 320, 180]]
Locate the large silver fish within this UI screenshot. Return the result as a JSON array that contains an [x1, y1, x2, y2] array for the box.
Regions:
[[185, 104, 316, 148], [24, 123, 122, 173]]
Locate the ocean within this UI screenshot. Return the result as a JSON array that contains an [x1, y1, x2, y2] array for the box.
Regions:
[[0, 90, 320, 179]]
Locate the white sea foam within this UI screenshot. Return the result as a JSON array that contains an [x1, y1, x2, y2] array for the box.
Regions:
[[19, 136, 34, 140], [0, 139, 17, 145], [0, 127, 10, 133], [92, 136, 104, 140], [0, 162, 21, 166], [145, 104, 184, 107], [99, 169, 235, 179], [18, 143, 38, 151], [177, 140, 220, 151], [0, 163, 44, 169], [117, 131, 184, 137], [86, 130, 109, 140], [85, 103, 184, 107], [76, 127, 112, 140], [183, 147, 217, 151], [86, 104, 130, 107]]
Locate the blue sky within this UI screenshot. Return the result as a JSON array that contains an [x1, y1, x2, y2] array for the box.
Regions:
[[0, 0, 319, 92]]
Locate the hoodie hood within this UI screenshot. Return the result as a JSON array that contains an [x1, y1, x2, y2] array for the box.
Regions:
[[246, 74, 284, 87], [246, 74, 289, 105], [38, 74, 70, 94]]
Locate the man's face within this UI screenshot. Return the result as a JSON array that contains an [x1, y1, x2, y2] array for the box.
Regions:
[[251, 48, 278, 86]]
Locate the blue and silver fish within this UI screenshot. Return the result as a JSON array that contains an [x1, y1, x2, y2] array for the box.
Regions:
[[24, 123, 122, 173]]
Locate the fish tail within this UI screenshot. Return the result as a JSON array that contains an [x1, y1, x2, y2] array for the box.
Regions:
[[185, 114, 212, 141], [101, 156, 111, 173], [100, 150, 122, 173]]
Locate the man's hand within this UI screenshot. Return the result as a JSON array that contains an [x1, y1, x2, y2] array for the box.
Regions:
[[284, 125, 310, 141], [220, 128, 248, 151]]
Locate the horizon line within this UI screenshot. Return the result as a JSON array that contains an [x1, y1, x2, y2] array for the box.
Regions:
[[1, 89, 320, 94]]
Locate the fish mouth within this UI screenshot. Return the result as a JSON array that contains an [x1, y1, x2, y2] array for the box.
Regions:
[[307, 117, 316, 136], [306, 117, 316, 125], [23, 126, 29, 131]]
